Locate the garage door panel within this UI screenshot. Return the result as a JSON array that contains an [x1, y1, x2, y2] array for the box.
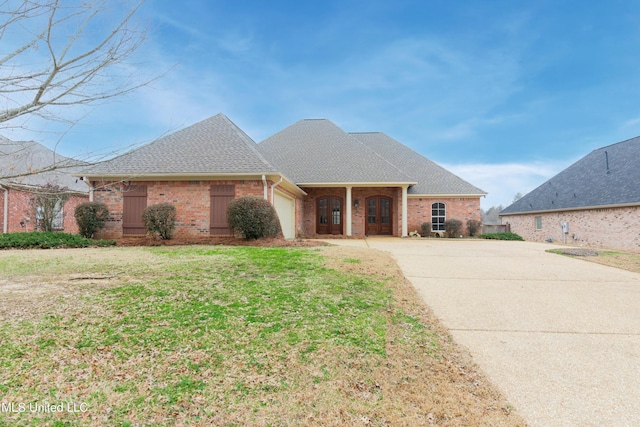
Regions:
[[274, 192, 295, 239]]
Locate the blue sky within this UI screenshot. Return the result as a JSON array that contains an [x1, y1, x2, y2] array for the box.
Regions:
[[4, 0, 640, 209]]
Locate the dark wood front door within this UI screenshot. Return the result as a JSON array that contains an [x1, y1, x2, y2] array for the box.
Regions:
[[316, 196, 343, 235], [365, 196, 392, 235], [123, 184, 147, 235]]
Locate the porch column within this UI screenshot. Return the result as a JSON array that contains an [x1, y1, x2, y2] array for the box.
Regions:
[[401, 186, 408, 237], [345, 186, 352, 236]]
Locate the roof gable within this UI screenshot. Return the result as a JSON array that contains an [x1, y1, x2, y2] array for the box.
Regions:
[[501, 136, 640, 214], [350, 132, 486, 195], [81, 113, 278, 177], [0, 137, 87, 192], [257, 119, 416, 184]]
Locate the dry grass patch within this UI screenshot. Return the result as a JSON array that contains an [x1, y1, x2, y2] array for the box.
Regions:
[[0, 245, 524, 426], [548, 248, 640, 273]]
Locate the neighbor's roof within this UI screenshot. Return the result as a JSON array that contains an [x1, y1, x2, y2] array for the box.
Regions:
[[0, 137, 87, 193], [258, 119, 416, 184], [80, 113, 278, 177], [501, 135, 640, 215], [350, 132, 486, 195]]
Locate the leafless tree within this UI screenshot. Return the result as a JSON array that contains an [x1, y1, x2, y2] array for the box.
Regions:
[[1, 0, 149, 126], [28, 183, 69, 232], [0, 0, 155, 181]]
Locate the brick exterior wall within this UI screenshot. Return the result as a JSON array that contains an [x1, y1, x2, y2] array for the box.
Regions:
[[60, 195, 86, 235], [407, 196, 482, 236], [88, 180, 482, 240], [501, 206, 640, 253], [301, 187, 482, 237], [0, 187, 87, 234], [91, 179, 304, 239]]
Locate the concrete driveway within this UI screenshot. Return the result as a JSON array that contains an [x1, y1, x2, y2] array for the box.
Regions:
[[327, 238, 640, 427]]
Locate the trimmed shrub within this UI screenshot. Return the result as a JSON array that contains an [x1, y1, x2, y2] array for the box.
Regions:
[[0, 232, 115, 249], [227, 196, 282, 240], [466, 219, 482, 237], [75, 202, 109, 238], [142, 203, 177, 240], [444, 219, 463, 238], [421, 222, 431, 236], [478, 232, 524, 241]]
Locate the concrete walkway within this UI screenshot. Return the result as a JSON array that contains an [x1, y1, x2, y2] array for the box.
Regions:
[[326, 238, 640, 427]]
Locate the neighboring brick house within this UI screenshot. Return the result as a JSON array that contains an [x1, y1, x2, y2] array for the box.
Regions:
[[500, 136, 640, 252], [77, 113, 486, 239], [0, 138, 88, 234]]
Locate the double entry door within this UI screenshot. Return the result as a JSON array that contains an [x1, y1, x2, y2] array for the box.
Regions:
[[316, 195, 393, 235]]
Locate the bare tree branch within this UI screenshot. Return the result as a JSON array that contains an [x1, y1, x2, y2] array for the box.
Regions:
[[0, 0, 150, 125]]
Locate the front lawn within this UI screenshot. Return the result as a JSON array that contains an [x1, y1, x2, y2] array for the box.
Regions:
[[0, 246, 523, 426]]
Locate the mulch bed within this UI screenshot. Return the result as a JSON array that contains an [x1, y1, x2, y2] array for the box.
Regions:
[[113, 236, 329, 247], [559, 248, 600, 256]]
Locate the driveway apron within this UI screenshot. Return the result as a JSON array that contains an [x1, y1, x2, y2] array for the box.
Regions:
[[338, 238, 640, 427]]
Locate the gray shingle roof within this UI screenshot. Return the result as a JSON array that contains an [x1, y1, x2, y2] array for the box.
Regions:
[[80, 113, 277, 177], [501, 136, 640, 214], [0, 137, 88, 193], [351, 132, 486, 195], [257, 119, 416, 184]]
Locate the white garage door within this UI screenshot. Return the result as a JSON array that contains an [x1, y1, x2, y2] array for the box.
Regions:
[[274, 191, 295, 239]]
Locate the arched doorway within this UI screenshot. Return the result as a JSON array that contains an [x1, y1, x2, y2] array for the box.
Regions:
[[365, 196, 392, 235]]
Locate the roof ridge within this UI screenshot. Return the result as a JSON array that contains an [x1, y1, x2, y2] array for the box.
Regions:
[[351, 132, 486, 195], [348, 131, 415, 182], [218, 114, 277, 170], [501, 135, 640, 214], [593, 134, 640, 151]]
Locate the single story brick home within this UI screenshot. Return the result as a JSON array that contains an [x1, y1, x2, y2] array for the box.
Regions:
[[78, 114, 486, 239], [500, 136, 640, 252], [0, 137, 88, 234]]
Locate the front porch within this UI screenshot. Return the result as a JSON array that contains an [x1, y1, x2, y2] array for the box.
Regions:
[[301, 185, 409, 237]]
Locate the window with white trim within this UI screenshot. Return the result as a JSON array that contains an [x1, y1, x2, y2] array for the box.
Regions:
[[535, 216, 542, 230], [431, 202, 446, 232]]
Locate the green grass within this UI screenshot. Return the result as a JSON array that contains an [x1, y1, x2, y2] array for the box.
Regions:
[[0, 246, 399, 425], [0, 231, 115, 249]]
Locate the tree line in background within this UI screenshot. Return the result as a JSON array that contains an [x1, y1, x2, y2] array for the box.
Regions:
[[481, 192, 523, 225]]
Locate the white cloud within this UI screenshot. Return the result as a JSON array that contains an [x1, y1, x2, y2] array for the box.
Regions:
[[442, 160, 572, 209]]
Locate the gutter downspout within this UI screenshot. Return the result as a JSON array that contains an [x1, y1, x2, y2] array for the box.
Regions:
[[262, 175, 268, 201], [270, 176, 284, 205], [2, 185, 7, 234]]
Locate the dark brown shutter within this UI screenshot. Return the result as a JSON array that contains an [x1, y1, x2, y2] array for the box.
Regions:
[[210, 185, 235, 235], [123, 185, 147, 235]]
